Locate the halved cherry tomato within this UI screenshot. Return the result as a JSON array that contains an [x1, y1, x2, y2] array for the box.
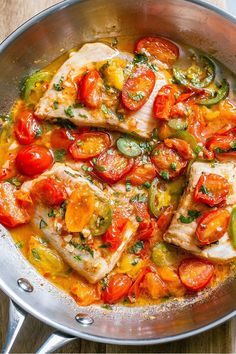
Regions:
[[132, 201, 156, 240], [0, 182, 33, 228], [31, 177, 67, 206], [196, 209, 230, 245], [206, 134, 236, 161], [153, 84, 178, 120], [178, 258, 214, 291], [50, 128, 75, 150], [141, 272, 169, 299], [127, 158, 156, 186], [187, 105, 206, 143], [128, 267, 151, 302], [170, 102, 189, 118], [102, 274, 132, 304], [194, 173, 230, 207], [15, 110, 40, 145], [0, 153, 17, 181], [93, 147, 134, 184], [102, 212, 128, 251], [16, 145, 53, 177], [69, 132, 110, 161], [135, 37, 179, 65], [156, 206, 174, 232], [122, 66, 155, 111], [151, 142, 187, 180], [77, 70, 102, 108], [164, 138, 194, 160]]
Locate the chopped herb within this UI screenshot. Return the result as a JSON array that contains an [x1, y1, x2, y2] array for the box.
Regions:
[[99, 243, 112, 249], [15, 241, 24, 249], [126, 180, 132, 192], [79, 113, 88, 119], [149, 63, 158, 72], [127, 91, 145, 102], [64, 170, 77, 177], [131, 258, 140, 266], [31, 248, 41, 260], [117, 112, 125, 121], [101, 304, 113, 310], [55, 119, 77, 130], [73, 102, 84, 108], [142, 155, 149, 164], [170, 162, 177, 171], [133, 53, 148, 65], [6, 177, 21, 187], [130, 193, 147, 203], [53, 76, 64, 91], [82, 165, 93, 172], [64, 106, 74, 118], [230, 140, 236, 149], [39, 219, 47, 229], [101, 104, 112, 116], [73, 255, 82, 262], [92, 157, 98, 164], [35, 126, 42, 138], [53, 101, 59, 109], [201, 184, 210, 195], [70, 241, 94, 257], [59, 201, 67, 218], [48, 209, 56, 218], [160, 171, 170, 180], [143, 181, 151, 189], [153, 149, 160, 156], [54, 149, 66, 162], [195, 145, 203, 155], [179, 210, 201, 224], [128, 240, 144, 254], [136, 215, 143, 222], [214, 147, 227, 154], [95, 164, 106, 172], [100, 277, 108, 290], [107, 148, 113, 155]]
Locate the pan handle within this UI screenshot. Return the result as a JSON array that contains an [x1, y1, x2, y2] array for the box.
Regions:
[[35, 331, 76, 354], [2, 299, 28, 354]]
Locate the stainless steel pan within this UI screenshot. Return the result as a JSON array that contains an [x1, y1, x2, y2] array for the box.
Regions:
[[1, 0, 236, 352]]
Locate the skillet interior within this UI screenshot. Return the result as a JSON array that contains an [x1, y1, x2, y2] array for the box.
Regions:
[[0, 0, 236, 344]]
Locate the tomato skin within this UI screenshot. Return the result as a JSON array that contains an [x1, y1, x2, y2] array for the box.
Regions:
[[127, 159, 156, 186], [164, 138, 194, 160], [122, 66, 155, 111], [77, 70, 102, 108], [15, 110, 40, 145], [93, 147, 134, 184], [135, 37, 179, 65], [102, 212, 128, 251], [194, 173, 230, 207], [151, 142, 187, 180], [128, 267, 151, 302], [178, 258, 214, 291], [31, 178, 67, 206], [50, 128, 75, 150], [196, 209, 230, 245], [16, 145, 54, 177], [69, 132, 110, 161], [102, 274, 132, 304], [187, 105, 206, 143], [153, 84, 178, 120]]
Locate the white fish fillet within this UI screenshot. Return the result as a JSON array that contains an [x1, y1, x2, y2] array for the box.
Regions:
[[164, 161, 236, 262], [35, 43, 169, 138], [21, 164, 138, 283]]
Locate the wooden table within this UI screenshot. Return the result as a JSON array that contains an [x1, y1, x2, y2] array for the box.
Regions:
[[0, 0, 235, 352]]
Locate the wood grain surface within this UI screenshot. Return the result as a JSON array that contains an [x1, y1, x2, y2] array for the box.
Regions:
[[0, 0, 235, 353]]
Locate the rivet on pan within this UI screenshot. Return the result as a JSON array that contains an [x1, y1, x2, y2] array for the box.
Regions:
[[17, 278, 34, 293], [75, 313, 94, 326]]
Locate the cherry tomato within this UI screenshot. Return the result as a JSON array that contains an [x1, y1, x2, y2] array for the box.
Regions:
[[93, 147, 134, 184], [194, 173, 230, 207], [31, 177, 67, 206], [206, 134, 236, 161], [77, 70, 102, 108], [132, 201, 151, 231], [196, 209, 230, 245], [127, 159, 156, 186], [135, 37, 179, 65], [153, 84, 178, 120], [16, 145, 53, 177], [0, 182, 33, 228], [102, 274, 132, 304], [0, 153, 17, 181], [15, 110, 40, 145], [102, 212, 128, 251], [187, 105, 206, 143], [122, 66, 155, 111], [164, 138, 194, 160], [170, 102, 189, 118], [69, 132, 110, 161], [178, 258, 214, 291], [142, 272, 169, 299], [151, 142, 187, 180], [50, 128, 75, 150], [128, 267, 151, 302], [156, 206, 174, 232]]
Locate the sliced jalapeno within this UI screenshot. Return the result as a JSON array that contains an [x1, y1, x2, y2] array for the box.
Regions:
[[23, 71, 52, 103], [168, 118, 188, 131], [229, 206, 236, 248], [89, 196, 112, 236], [152, 242, 180, 266], [198, 79, 229, 106], [116, 137, 142, 157]]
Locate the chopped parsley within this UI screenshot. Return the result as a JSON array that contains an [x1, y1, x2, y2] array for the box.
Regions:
[[128, 240, 144, 254], [131, 258, 140, 266], [79, 113, 88, 119], [149, 63, 158, 72], [130, 193, 147, 203], [64, 106, 75, 118], [53, 76, 64, 91], [54, 149, 66, 162], [160, 171, 170, 180], [179, 210, 201, 224], [101, 304, 113, 310], [143, 181, 151, 189], [101, 104, 112, 116], [200, 184, 210, 195], [70, 241, 94, 258], [6, 177, 21, 187], [136, 215, 143, 222], [31, 248, 41, 260], [126, 180, 132, 192], [59, 201, 67, 218], [35, 126, 42, 138], [53, 101, 59, 109], [99, 243, 112, 249], [95, 164, 106, 172], [195, 145, 203, 155], [133, 53, 148, 65], [48, 209, 56, 218], [15, 241, 24, 249], [230, 140, 236, 149], [170, 162, 177, 171], [81, 165, 93, 172], [39, 219, 47, 229], [73, 255, 82, 262], [100, 277, 108, 290], [117, 112, 125, 121], [127, 91, 145, 102]]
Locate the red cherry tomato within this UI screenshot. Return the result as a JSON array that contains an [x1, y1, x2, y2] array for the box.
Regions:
[[127, 159, 156, 186], [187, 105, 206, 143], [102, 274, 132, 304], [156, 206, 174, 232], [102, 212, 128, 251], [178, 258, 214, 291], [16, 145, 53, 177], [50, 128, 75, 150], [122, 66, 155, 111], [128, 267, 151, 302], [132, 202, 151, 231], [164, 138, 194, 160], [69, 132, 110, 161], [93, 147, 134, 184], [31, 177, 67, 206], [77, 70, 102, 108], [196, 209, 230, 245], [0, 182, 33, 228], [135, 37, 179, 65], [151, 142, 187, 180], [15, 110, 40, 145], [153, 84, 178, 120], [206, 133, 236, 161], [194, 173, 230, 207]]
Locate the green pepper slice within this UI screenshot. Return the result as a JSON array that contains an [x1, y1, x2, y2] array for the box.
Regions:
[[198, 79, 229, 106], [229, 206, 236, 248], [88, 195, 112, 236], [116, 137, 142, 157], [152, 242, 180, 266], [23, 71, 52, 104], [172, 130, 198, 151], [173, 54, 215, 89], [168, 118, 188, 131]]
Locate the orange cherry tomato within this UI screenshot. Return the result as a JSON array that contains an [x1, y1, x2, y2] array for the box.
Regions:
[[127, 159, 156, 186], [102, 212, 128, 251], [178, 258, 214, 291], [93, 147, 134, 184], [69, 132, 110, 161], [0, 182, 33, 228], [151, 142, 187, 180], [128, 267, 151, 302], [153, 84, 178, 120], [31, 177, 67, 206], [194, 173, 230, 207], [16, 145, 53, 177], [141, 272, 169, 299], [196, 209, 230, 245], [15, 110, 40, 145], [135, 37, 179, 65], [50, 128, 75, 150], [77, 70, 102, 108], [122, 66, 155, 111], [206, 130, 236, 161], [102, 274, 132, 304], [164, 138, 194, 160]]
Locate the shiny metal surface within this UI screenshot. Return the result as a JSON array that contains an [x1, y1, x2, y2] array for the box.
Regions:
[[1, 0, 236, 346]]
